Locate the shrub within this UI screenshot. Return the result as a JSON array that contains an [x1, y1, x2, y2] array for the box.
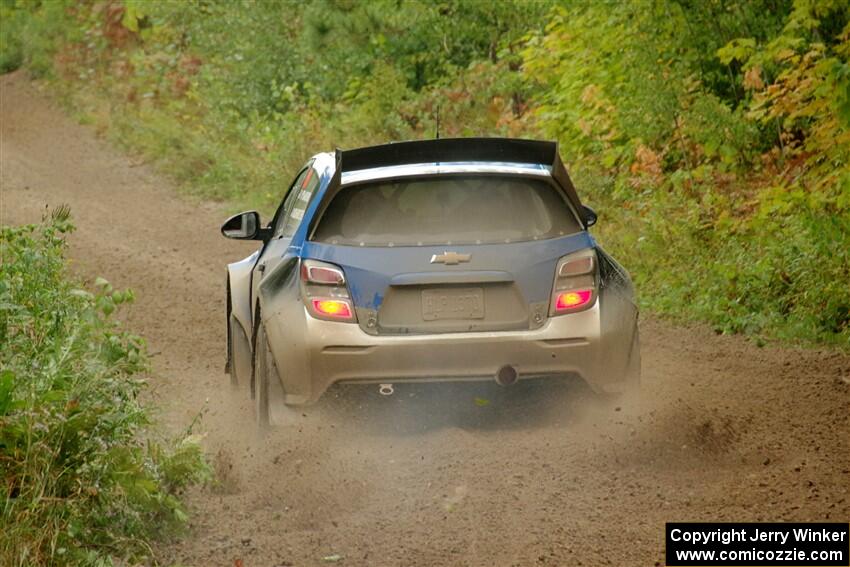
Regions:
[[0, 209, 209, 566], [523, 0, 850, 345]]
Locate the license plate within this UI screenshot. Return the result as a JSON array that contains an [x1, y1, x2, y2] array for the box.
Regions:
[[421, 288, 485, 321]]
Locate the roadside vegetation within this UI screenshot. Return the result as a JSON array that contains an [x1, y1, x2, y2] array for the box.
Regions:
[[1, 0, 847, 347], [0, 209, 209, 565]]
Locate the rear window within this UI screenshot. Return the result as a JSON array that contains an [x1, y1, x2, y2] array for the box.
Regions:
[[312, 175, 581, 246]]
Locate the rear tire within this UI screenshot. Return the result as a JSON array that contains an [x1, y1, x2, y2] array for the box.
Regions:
[[601, 327, 641, 405], [611, 329, 641, 411], [252, 323, 274, 429], [626, 328, 641, 392]]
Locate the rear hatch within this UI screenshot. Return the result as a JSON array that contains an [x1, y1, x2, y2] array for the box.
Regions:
[[302, 174, 592, 335]]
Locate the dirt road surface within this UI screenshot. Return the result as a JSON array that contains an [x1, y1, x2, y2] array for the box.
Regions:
[[2, 72, 849, 567]]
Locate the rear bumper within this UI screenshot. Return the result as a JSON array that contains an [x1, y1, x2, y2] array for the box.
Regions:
[[264, 301, 635, 405]]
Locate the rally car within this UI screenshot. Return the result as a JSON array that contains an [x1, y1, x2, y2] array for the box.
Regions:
[[222, 138, 640, 426]]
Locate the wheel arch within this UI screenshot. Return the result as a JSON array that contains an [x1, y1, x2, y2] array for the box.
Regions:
[[226, 251, 259, 372]]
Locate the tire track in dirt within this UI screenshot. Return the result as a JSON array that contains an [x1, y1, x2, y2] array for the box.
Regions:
[[2, 72, 848, 567]]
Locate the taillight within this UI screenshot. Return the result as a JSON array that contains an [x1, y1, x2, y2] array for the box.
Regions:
[[555, 289, 593, 311], [311, 298, 353, 319], [301, 262, 345, 285], [301, 259, 356, 322], [550, 250, 597, 315], [558, 255, 594, 276]]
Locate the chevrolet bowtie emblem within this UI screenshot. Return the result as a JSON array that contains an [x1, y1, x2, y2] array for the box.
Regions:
[[430, 251, 471, 265]]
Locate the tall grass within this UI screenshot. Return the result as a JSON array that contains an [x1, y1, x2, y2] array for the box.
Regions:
[[0, 209, 209, 566]]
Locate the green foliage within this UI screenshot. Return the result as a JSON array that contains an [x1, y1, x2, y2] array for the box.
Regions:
[[0, 0, 25, 72], [2, 0, 545, 213], [1, 0, 847, 345], [0, 212, 210, 566], [524, 0, 849, 345], [0, 0, 78, 76]]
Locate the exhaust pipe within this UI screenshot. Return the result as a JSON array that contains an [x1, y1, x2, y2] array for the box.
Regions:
[[495, 365, 518, 386]]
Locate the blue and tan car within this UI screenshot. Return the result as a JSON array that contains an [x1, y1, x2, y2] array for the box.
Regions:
[[222, 138, 640, 426]]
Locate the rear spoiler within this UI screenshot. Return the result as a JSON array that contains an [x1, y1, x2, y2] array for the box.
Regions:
[[318, 138, 589, 230], [342, 138, 557, 171]]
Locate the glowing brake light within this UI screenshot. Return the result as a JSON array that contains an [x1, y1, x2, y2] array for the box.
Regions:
[[311, 299, 353, 319], [555, 289, 593, 311]]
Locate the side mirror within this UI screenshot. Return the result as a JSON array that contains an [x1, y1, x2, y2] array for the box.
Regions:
[[221, 211, 262, 240], [582, 205, 597, 228]]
